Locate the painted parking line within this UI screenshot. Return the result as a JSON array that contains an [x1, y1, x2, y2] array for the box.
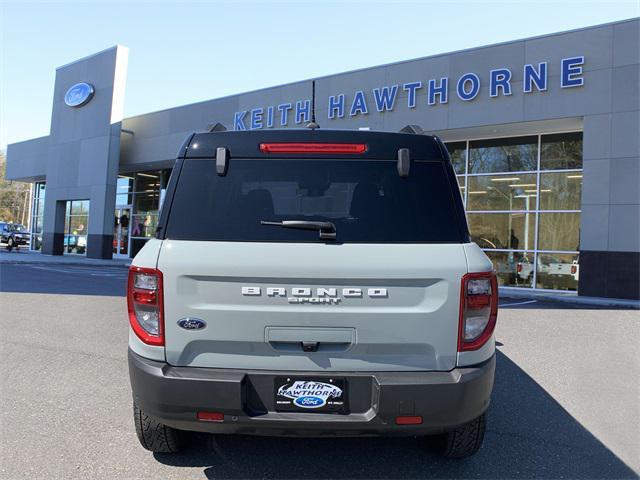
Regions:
[[499, 299, 538, 307], [27, 265, 127, 277], [28, 265, 84, 275]]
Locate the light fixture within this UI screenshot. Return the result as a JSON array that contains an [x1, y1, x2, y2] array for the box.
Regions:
[[469, 191, 488, 194], [509, 183, 537, 188], [567, 174, 583, 179], [137, 173, 159, 178], [490, 177, 521, 182]]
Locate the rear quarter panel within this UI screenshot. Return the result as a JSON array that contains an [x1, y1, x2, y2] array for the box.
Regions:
[[129, 239, 165, 361]]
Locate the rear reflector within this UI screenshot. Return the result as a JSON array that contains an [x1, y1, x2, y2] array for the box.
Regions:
[[259, 143, 367, 154], [395, 415, 423, 425], [197, 412, 224, 422]]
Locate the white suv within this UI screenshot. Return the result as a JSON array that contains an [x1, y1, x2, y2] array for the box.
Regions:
[[127, 128, 497, 458]]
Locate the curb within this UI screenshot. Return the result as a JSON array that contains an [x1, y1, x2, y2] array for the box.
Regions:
[[0, 258, 130, 269], [499, 287, 640, 309]]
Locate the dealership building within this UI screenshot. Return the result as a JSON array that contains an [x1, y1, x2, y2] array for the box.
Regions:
[[5, 18, 639, 299]]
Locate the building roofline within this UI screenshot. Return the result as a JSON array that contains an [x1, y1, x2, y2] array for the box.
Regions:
[[122, 17, 638, 122], [55, 44, 127, 70], [6, 135, 50, 148]]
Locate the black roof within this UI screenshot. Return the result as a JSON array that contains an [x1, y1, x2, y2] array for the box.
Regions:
[[177, 129, 448, 161]]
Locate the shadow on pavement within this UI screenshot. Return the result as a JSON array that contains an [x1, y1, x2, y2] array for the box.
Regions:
[[153, 351, 637, 479]]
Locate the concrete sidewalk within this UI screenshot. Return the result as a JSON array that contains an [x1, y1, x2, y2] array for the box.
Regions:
[[0, 249, 130, 268]]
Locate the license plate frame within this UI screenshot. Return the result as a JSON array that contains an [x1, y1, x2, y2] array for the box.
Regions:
[[274, 377, 348, 413]]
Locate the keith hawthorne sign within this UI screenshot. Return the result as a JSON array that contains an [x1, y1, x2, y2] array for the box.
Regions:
[[233, 56, 585, 131]]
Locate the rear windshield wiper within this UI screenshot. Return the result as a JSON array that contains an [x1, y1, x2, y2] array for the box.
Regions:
[[260, 220, 336, 240]]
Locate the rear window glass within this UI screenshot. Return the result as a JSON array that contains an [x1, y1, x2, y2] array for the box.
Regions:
[[164, 159, 464, 243]]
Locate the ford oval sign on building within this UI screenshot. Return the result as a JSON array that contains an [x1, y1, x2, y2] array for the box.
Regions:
[[64, 82, 95, 107]]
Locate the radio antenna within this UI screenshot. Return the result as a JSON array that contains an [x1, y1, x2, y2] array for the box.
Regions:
[[306, 80, 320, 129]]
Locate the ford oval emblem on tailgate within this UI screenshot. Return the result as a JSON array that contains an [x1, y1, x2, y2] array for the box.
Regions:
[[177, 318, 207, 330]]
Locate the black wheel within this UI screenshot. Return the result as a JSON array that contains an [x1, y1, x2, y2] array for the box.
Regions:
[[133, 402, 185, 453], [441, 414, 486, 459], [6, 238, 14, 251]]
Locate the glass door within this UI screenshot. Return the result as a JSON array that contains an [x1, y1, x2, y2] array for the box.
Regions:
[[65, 200, 89, 255], [114, 207, 131, 257]]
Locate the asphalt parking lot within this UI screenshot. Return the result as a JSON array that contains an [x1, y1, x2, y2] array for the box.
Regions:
[[0, 263, 638, 479]]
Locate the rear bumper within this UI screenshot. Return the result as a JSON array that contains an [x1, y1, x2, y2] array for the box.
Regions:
[[128, 349, 495, 437]]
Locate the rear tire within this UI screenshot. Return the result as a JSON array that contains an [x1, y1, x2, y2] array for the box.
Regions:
[[6, 238, 14, 251], [441, 413, 486, 458], [133, 402, 184, 453]]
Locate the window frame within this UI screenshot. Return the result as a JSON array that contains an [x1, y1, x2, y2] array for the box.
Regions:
[[447, 130, 582, 292]]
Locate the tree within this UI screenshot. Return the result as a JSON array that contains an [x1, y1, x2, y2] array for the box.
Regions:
[[0, 150, 31, 225]]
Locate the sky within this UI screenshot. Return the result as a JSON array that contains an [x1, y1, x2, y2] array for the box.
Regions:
[[0, 0, 638, 149]]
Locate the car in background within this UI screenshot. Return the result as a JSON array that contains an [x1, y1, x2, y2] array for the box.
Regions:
[[517, 255, 579, 290], [542, 256, 579, 289], [516, 257, 537, 285], [0, 222, 30, 251]]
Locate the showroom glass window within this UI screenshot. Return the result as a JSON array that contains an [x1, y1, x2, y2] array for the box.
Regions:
[[64, 200, 89, 255], [116, 176, 133, 206], [447, 132, 582, 291], [127, 169, 172, 257], [30, 182, 46, 251]]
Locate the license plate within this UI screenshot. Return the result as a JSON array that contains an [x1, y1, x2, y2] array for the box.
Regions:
[[274, 377, 347, 413]]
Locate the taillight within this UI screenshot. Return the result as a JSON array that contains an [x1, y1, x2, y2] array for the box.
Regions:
[[259, 143, 367, 154], [517, 263, 523, 273], [458, 272, 498, 352], [127, 266, 164, 346], [571, 265, 577, 275]]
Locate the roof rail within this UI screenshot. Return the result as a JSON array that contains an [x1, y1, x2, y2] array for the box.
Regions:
[[207, 122, 227, 132], [400, 124, 424, 135]]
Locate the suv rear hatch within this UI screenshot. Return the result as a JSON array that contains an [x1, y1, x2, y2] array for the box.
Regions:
[[157, 131, 470, 372]]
